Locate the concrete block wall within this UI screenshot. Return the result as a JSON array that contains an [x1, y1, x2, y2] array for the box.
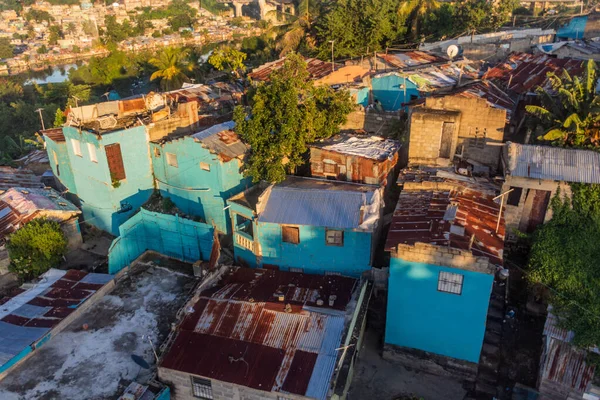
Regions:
[[425, 96, 506, 171], [407, 108, 460, 166], [394, 242, 495, 275], [341, 109, 403, 137], [158, 368, 309, 400]]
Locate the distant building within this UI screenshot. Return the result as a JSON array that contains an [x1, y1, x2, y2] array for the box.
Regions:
[[150, 121, 251, 234], [227, 176, 383, 277], [408, 93, 508, 173], [309, 133, 401, 186], [537, 40, 600, 61], [384, 169, 504, 376], [158, 266, 371, 400], [500, 142, 600, 238]]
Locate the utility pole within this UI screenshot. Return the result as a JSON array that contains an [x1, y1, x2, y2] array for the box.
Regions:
[[35, 108, 45, 131], [493, 189, 514, 234], [329, 40, 335, 73]]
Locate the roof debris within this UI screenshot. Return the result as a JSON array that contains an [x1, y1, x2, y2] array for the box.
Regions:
[[312, 133, 401, 161]]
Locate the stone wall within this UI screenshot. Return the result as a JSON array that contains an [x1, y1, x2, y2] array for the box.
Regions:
[[393, 242, 495, 275], [407, 107, 461, 166], [158, 368, 310, 400], [425, 95, 506, 171]]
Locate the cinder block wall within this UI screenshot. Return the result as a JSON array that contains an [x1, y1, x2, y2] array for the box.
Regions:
[[407, 108, 460, 166], [394, 242, 495, 275], [425, 96, 506, 171]]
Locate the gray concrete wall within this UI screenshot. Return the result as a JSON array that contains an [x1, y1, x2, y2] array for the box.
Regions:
[[341, 109, 403, 137], [407, 108, 461, 167]]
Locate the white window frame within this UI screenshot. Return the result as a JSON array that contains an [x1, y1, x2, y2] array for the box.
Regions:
[[71, 139, 82, 157], [87, 143, 97, 163], [166, 152, 178, 168], [326, 229, 344, 246], [438, 271, 464, 295], [200, 162, 210, 171], [191, 376, 213, 399]]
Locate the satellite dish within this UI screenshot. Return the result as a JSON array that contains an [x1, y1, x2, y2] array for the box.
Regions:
[[131, 354, 150, 370], [447, 45, 459, 60]]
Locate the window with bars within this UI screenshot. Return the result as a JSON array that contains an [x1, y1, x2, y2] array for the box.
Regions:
[[326, 229, 344, 246], [191, 377, 213, 399], [438, 271, 463, 295], [166, 152, 178, 167], [282, 226, 300, 244]]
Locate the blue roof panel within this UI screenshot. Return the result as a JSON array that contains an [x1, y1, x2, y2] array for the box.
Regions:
[[258, 188, 373, 229]]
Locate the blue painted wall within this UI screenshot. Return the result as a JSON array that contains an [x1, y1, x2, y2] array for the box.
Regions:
[[227, 202, 373, 277], [557, 15, 587, 39], [150, 137, 250, 234], [62, 126, 154, 236], [350, 86, 370, 107], [108, 208, 214, 274], [385, 258, 493, 363], [44, 137, 77, 195], [371, 74, 419, 111]]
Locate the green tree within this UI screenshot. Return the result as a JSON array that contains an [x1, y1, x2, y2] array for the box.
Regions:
[[37, 44, 48, 54], [48, 25, 63, 45], [0, 37, 14, 59], [526, 59, 600, 147], [24, 9, 54, 23], [149, 47, 192, 90], [7, 218, 67, 280], [54, 108, 65, 127], [234, 54, 353, 183], [208, 46, 247, 77], [398, 0, 440, 39], [0, 79, 22, 101], [528, 188, 600, 347], [167, 0, 197, 30]]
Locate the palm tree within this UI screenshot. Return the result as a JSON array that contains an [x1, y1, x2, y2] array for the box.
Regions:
[[398, 0, 440, 40], [276, 0, 320, 56], [149, 47, 193, 91], [526, 59, 600, 147]]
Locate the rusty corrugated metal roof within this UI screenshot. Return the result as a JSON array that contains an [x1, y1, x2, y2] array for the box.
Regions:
[[544, 310, 576, 343], [0, 201, 19, 242], [377, 51, 445, 69], [0, 187, 80, 216], [386, 170, 505, 265], [160, 267, 357, 400], [483, 52, 584, 94], [41, 128, 65, 143], [248, 57, 342, 82], [0, 167, 43, 191]]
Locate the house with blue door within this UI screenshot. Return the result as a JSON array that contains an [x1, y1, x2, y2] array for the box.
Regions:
[[383, 173, 505, 372], [226, 176, 383, 277], [150, 121, 251, 234], [44, 94, 201, 236]]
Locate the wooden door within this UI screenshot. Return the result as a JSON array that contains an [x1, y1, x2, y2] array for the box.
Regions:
[[439, 122, 454, 158]]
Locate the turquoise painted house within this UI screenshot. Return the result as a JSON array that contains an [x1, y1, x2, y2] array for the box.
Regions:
[[371, 73, 419, 111], [383, 180, 505, 365], [150, 121, 251, 234], [227, 176, 383, 277], [43, 96, 202, 236]]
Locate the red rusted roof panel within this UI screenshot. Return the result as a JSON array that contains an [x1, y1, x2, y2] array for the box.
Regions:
[[249, 57, 342, 82], [281, 350, 318, 395], [42, 128, 66, 143]]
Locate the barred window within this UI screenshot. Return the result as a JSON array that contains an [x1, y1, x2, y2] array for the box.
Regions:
[[438, 271, 463, 295], [191, 376, 213, 399], [326, 229, 344, 246]]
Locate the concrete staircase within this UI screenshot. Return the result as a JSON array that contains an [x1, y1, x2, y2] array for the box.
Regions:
[[466, 279, 507, 400]]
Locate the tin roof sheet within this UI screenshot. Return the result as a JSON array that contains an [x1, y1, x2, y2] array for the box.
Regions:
[[506, 142, 600, 184], [248, 57, 342, 82], [386, 171, 505, 265], [41, 128, 65, 143], [0, 268, 112, 370], [160, 268, 357, 400], [0, 187, 79, 217], [544, 310, 576, 343], [483, 52, 584, 94], [377, 51, 445, 69], [0, 201, 19, 242], [190, 121, 248, 160], [312, 134, 401, 161], [0, 167, 43, 192]]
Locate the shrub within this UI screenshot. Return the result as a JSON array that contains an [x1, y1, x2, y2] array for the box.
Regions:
[[7, 218, 67, 279]]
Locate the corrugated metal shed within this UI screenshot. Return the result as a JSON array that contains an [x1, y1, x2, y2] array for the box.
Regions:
[[541, 337, 595, 394], [506, 142, 600, 184], [312, 134, 401, 161], [259, 187, 375, 230], [544, 311, 576, 343], [0, 167, 43, 192], [160, 267, 357, 400]]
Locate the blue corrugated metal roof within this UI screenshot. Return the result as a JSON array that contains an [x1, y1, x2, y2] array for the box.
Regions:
[[507, 142, 600, 184], [192, 121, 236, 141], [258, 187, 374, 229]]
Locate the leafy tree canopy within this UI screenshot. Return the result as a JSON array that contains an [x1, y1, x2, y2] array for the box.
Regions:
[[7, 218, 67, 280], [149, 47, 193, 91], [528, 187, 600, 347], [208, 46, 247, 77], [0, 37, 14, 59], [526, 59, 600, 147], [234, 53, 353, 183]]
